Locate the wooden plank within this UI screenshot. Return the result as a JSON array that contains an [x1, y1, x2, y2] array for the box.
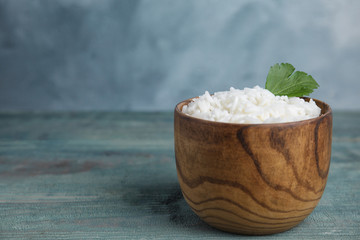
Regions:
[[0, 112, 359, 239]]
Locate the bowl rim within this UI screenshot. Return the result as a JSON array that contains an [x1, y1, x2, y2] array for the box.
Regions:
[[175, 97, 332, 127]]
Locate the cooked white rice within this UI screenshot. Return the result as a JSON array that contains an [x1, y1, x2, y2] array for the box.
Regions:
[[181, 86, 321, 124]]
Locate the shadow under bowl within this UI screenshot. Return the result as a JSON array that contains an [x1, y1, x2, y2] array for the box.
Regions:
[[174, 97, 332, 235]]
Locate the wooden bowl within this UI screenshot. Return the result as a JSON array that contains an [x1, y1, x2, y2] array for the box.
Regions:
[[174, 97, 332, 235]]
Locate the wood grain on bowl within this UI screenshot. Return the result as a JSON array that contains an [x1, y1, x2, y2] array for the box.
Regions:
[[174, 98, 332, 235]]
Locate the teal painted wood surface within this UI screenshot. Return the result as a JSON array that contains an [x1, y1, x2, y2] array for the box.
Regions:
[[0, 112, 359, 239]]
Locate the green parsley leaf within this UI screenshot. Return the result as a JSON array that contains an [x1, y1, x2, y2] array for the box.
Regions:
[[265, 63, 319, 97]]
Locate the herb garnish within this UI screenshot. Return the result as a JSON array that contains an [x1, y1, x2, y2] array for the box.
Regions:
[[265, 63, 319, 97]]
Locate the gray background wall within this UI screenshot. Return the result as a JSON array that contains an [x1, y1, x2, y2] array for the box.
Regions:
[[0, 0, 359, 111]]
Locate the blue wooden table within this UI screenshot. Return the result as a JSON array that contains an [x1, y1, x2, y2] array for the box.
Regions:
[[0, 112, 359, 239]]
